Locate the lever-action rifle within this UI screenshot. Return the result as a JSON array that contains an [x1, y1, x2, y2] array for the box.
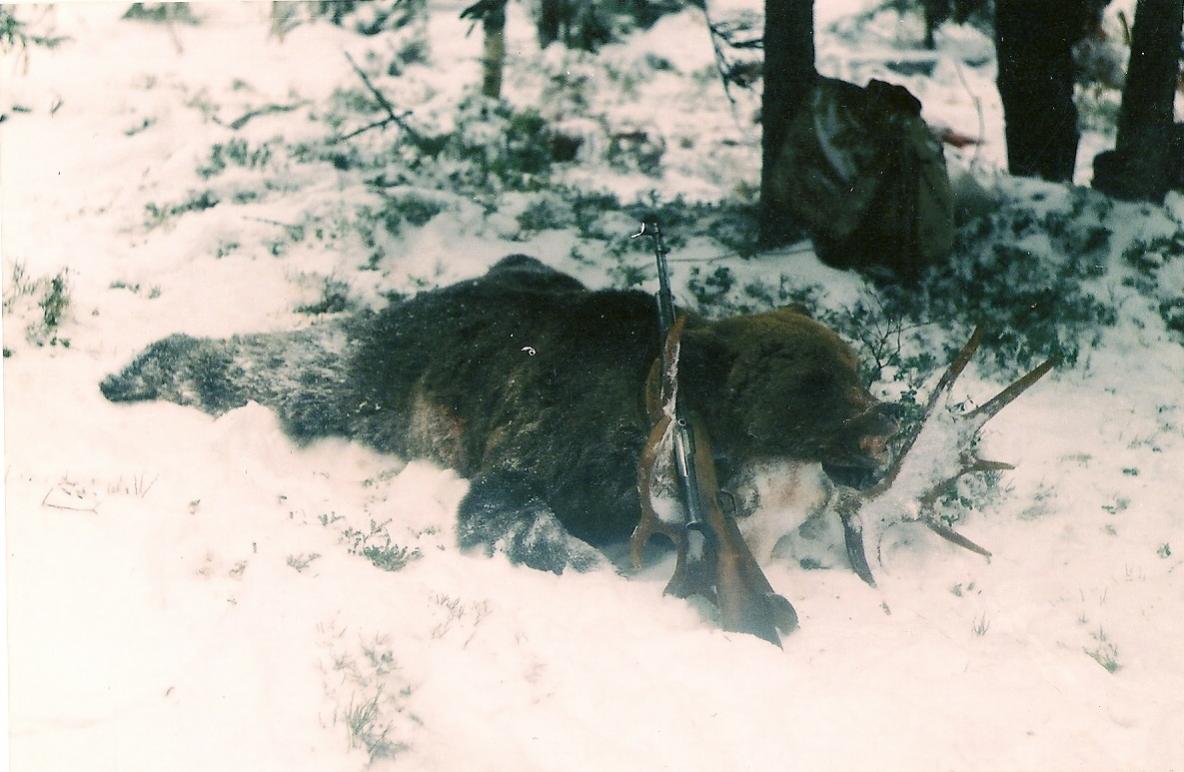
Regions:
[[631, 219, 798, 645]]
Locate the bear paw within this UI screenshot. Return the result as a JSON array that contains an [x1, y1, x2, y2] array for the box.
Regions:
[[458, 471, 604, 575]]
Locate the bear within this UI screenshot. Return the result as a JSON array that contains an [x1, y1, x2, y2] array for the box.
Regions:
[[100, 255, 896, 575]]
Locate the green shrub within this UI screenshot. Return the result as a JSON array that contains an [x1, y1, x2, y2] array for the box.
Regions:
[[606, 130, 665, 175], [378, 192, 445, 233], [444, 98, 563, 191], [122, 3, 198, 24], [687, 265, 736, 307], [340, 518, 422, 573], [38, 271, 69, 335], [361, 544, 421, 572], [296, 277, 355, 315], [1, 7, 69, 53], [144, 190, 220, 229], [344, 690, 405, 761], [197, 138, 276, 179]]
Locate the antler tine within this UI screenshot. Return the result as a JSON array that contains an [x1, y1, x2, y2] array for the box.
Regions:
[[871, 327, 985, 494], [969, 459, 1016, 473], [922, 517, 993, 558], [909, 454, 1010, 560], [836, 491, 877, 587], [917, 457, 1016, 510], [926, 325, 984, 414], [968, 356, 1057, 424]]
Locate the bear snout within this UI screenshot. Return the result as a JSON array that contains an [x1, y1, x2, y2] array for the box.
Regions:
[[857, 432, 891, 466], [821, 403, 898, 487]]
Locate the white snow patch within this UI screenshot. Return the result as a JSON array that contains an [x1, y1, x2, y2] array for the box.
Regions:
[[4, 3, 1184, 771]]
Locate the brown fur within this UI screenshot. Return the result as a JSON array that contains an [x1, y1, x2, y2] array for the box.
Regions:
[[101, 255, 893, 573]]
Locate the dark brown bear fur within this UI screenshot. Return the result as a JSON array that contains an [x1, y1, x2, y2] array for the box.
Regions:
[[101, 255, 892, 573]]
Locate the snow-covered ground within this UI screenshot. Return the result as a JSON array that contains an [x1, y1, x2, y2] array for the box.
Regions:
[[3, 2, 1183, 770]]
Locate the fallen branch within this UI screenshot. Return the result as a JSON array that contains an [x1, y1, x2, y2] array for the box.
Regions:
[[219, 101, 309, 131], [42, 483, 100, 513], [342, 51, 425, 147], [243, 215, 304, 240], [700, 3, 761, 111], [244, 215, 300, 229], [333, 115, 402, 144]]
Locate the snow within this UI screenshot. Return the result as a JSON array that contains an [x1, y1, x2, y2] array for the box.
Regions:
[[3, 2, 1184, 771]]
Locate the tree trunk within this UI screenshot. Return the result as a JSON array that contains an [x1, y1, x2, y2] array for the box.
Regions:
[[994, 0, 1086, 182], [1093, 0, 1183, 202], [481, 3, 507, 99], [538, 0, 562, 48], [758, 0, 815, 249], [921, 0, 947, 49]]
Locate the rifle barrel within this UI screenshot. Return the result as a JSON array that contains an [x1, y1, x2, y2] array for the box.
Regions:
[[636, 219, 706, 532], [653, 226, 676, 334]]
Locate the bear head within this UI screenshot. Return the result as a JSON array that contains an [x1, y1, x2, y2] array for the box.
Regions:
[[680, 306, 896, 487]]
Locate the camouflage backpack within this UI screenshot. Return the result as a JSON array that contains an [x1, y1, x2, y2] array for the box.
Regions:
[[771, 77, 954, 279]]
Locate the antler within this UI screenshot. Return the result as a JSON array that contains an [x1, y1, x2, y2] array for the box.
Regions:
[[839, 326, 1056, 587]]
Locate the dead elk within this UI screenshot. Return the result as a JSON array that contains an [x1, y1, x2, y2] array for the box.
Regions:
[[834, 326, 1057, 586]]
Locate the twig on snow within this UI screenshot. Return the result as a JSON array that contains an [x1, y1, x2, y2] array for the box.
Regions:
[[341, 51, 425, 147], [334, 115, 403, 144], [41, 484, 99, 513], [219, 101, 310, 131], [244, 215, 300, 229]]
